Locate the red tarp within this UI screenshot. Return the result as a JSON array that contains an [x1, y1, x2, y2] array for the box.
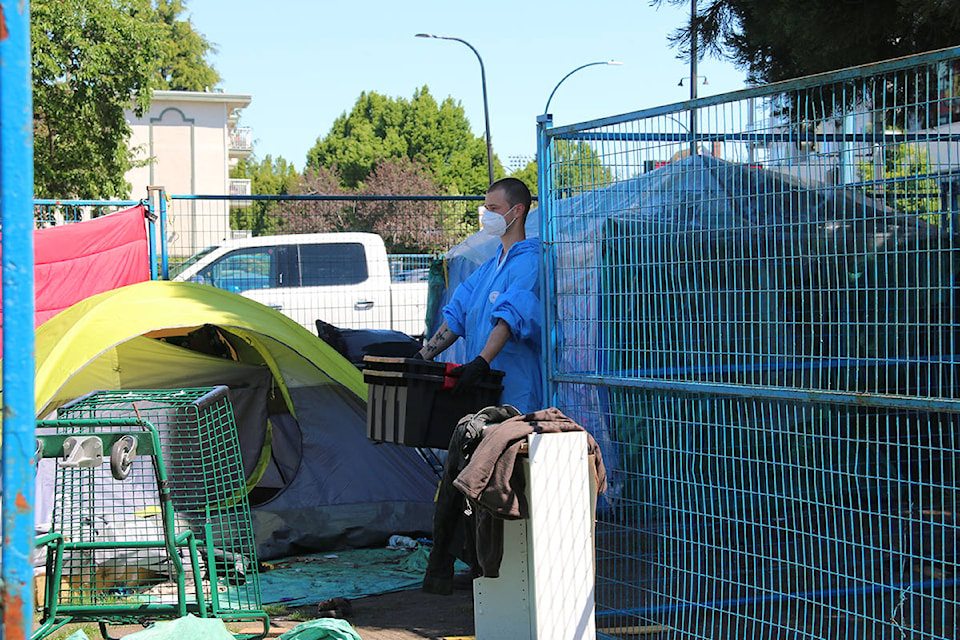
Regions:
[[0, 204, 150, 348]]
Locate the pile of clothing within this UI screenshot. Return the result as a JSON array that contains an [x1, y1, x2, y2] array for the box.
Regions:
[[422, 406, 607, 594]]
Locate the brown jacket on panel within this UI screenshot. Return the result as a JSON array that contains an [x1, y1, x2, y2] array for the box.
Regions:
[[452, 407, 607, 577]]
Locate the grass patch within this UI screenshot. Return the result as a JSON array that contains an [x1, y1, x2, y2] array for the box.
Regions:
[[262, 604, 289, 617], [289, 609, 313, 622]]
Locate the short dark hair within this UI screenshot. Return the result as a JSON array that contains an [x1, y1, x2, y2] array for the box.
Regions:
[[488, 177, 532, 220]]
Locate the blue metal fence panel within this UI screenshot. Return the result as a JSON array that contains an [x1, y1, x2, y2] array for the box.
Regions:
[[1, 1, 36, 636], [539, 46, 960, 639]]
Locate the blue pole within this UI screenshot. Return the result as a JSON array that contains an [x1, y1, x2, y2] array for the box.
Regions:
[[146, 197, 157, 280], [146, 186, 167, 279], [1, 2, 37, 638], [160, 190, 169, 279], [536, 114, 557, 408]]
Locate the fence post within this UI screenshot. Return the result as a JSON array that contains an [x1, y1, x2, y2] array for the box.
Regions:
[[144, 191, 158, 280], [147, 186, 169, 279], [1, 2, 37, 636], [536, 114, 556, 408]]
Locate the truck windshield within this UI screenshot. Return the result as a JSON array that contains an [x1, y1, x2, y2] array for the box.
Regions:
[[170, 245, 218, 279]]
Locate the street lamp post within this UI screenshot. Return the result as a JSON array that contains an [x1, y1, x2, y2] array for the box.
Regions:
[[688, 0, 698, 155], [416, 33, 495, 186], [664, 113, 689, 133], [543, 61, 622, 116]]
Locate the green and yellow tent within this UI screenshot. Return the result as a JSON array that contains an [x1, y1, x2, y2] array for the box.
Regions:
[[26, 280, 436, 559]]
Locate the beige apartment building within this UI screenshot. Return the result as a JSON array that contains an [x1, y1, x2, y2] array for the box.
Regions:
[[125, 90, 252, 257]]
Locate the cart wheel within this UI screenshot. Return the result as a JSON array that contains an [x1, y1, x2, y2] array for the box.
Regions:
[[110, 436, 138, 480]]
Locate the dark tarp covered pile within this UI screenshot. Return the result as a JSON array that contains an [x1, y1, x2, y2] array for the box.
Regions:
[[435, 155, 958, 506]]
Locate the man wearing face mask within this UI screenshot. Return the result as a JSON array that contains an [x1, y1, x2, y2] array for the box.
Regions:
[[417, 178, 541, 595], [415, 177, 542, 414]]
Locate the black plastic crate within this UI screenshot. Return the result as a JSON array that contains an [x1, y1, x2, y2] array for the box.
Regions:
[[363, 356, 504, 448]]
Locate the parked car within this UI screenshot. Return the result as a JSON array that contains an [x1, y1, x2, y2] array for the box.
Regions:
[[172, 232, 430, 337]]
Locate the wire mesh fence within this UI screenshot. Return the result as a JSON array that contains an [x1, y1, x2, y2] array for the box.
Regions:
[[538, 47, 960, 639], [18, 43, 960, 638], [32, 199, 147, 229], [165, 194, 488, 261], [161, 194, 492, 338]]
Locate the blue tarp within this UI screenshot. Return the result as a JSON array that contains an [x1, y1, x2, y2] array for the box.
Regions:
[[255, 544, 466, 606]]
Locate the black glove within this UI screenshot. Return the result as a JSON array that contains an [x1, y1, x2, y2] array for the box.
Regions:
[[450, 356, 489, 392], [411, 351, 425, 360]]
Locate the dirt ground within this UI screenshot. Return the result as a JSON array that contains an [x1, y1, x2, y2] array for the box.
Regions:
[[283, 587, 475, 640], [70, 586, 475, 640]]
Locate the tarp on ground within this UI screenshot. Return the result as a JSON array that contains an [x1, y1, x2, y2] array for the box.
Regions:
[[121, 614, 236, 640], [20, 280, 437, 559], [254, 544, 463, 606]]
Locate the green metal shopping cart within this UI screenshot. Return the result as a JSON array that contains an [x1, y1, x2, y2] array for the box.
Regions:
[[34, 387, 269, 640]]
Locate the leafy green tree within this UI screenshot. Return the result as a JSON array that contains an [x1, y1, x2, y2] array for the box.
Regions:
[[153, 0, 220, 91], [32, 0, 162, 198], [31, 0, 220, 199], [654, 0, 960, 85], [232, 155, 300, 195], [229, 155, 300, 235], [858, 141, 941, 222], [551, 141, 616, 198], [510, 161, 539, 197], [306, 87, 500, 195], [509, 142, 612, 200]]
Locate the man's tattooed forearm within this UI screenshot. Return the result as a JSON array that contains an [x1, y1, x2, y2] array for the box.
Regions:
[[423, 327, 453, 356]]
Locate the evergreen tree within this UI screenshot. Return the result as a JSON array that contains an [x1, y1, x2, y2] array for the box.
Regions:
[[230, 155, 300, 235], [153, 0, 221, 91], [655, 0, 960, 129], [655, 0, 960, 84], [306, 87, 500, 195]]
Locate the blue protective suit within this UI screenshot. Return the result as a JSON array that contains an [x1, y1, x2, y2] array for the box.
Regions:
[[442, 238, 543, 413]]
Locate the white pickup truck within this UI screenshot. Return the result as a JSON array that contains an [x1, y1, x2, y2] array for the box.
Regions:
[[172, 232, 430, 337]]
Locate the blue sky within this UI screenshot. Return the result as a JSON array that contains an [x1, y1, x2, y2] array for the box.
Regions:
[[187, 0, 748, 172]]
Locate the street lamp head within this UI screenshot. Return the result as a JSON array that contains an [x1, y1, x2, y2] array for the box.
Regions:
[[678, 75, 709, 87], [543, 60, 624, 116], [414, 32, 495, 185]]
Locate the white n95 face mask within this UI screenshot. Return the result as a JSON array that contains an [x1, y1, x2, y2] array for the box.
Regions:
[[479, 205, 517, 237]]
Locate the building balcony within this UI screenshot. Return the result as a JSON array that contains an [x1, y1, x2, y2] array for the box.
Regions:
[[229, 126, 253, 157], [229, 178, 252, 208]]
